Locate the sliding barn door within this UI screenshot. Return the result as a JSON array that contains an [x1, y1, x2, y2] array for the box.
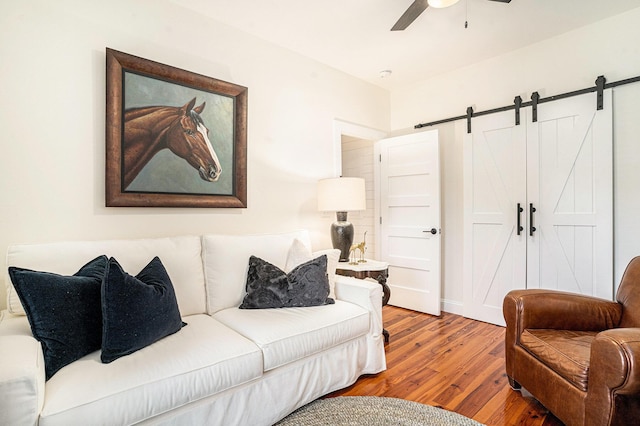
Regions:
[[463, 110, 527, 326], [527, 91, 613, 299], [464, 91, 613, 326]]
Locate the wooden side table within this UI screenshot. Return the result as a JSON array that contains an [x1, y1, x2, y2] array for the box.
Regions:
[[336, 259, 390, 343]]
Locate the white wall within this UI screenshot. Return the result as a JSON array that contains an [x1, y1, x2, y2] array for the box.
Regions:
[[4, 2, 639, 315], [341, 137, 376, 260], [390, 7, 640, 311], [0, 0, 390, 309]]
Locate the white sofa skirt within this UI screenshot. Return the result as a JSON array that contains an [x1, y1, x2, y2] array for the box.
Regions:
[[140, 335, 378, 426]]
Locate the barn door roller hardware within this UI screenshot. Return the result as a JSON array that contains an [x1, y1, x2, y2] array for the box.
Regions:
[[514, 95, 522, 126], [415, 73, 640, 130], [596, 75, 606, 110], [531, 92, 539, 123]]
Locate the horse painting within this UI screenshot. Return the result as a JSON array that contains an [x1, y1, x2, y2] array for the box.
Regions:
[[122, 98, 222, 189]]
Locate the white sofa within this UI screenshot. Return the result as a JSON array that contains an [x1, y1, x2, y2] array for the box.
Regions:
[[0, 230, 386, 425]]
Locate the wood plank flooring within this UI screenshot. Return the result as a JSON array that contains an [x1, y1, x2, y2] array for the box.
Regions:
[[329, 305, 565, 426]]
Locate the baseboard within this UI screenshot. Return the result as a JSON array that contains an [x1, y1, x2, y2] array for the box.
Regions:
[[441, 298, 463, 316]]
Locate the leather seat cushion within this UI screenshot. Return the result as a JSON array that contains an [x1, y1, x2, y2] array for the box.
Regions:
[[520, 329, 598, 391]]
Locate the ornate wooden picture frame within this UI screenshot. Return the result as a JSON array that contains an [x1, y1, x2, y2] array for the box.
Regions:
[[106, 48, 247, 208]]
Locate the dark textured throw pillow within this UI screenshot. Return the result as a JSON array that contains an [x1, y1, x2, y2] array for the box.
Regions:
[[239, 255, 334, 309], [101, 256, 185, 364], [9, 256, 108, 380], [286, 255, 335, 307]]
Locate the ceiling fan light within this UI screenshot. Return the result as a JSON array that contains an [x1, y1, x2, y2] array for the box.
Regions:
[[428, 0, 461, 8]]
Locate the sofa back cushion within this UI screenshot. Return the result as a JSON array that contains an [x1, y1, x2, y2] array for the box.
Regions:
[[5, 236, 206, 316], [202, 230, 311, 314]]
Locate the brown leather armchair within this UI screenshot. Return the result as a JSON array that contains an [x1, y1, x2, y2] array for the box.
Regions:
[[503, 257, 640, 426]]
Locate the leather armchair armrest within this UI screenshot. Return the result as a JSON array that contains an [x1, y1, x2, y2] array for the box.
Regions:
[[504, 289, 622, 334], [585, 328, 640, 426]]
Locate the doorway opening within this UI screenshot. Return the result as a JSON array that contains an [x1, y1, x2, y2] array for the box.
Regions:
[[333, 119, 386, 261]]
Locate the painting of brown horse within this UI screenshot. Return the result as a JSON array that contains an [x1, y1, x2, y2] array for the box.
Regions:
[[106, 48, 247, 207], [122, 98, 221, 189]]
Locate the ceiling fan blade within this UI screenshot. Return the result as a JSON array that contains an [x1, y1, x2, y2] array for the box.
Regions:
[[391, 0, 429, 31], [488, 0, 511, 3]]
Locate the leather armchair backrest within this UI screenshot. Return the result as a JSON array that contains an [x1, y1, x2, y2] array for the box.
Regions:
[[617, 256, 640, 328]]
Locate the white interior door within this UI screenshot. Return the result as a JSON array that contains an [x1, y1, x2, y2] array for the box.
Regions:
[[527, 90, 613, 299], [463, 110, 528, 326], [376, 131, 441, 315]]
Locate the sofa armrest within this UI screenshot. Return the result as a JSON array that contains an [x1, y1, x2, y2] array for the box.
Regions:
[[0, 335, 45, 426], [334, 275, 383, 337], [585, 328, 640, 426]]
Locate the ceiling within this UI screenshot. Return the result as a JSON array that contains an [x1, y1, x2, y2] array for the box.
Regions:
[[169, 0, 640, 90]]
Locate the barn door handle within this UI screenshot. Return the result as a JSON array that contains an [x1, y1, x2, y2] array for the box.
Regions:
[[529, 203, 537, 236], [517, 203, 524, 235]]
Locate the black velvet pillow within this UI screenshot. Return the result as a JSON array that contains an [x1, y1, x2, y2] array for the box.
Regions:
[[8, 256, 108, 380], [239, 255, 334, 309], [101, 257, 185, 363]]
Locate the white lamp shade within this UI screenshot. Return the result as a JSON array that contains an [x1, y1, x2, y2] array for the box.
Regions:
[[317, 177, 366, 212], [428, 0, 460, 8]]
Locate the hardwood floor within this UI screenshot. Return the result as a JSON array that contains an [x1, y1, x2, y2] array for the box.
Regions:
[[329, 305, 565, 426]]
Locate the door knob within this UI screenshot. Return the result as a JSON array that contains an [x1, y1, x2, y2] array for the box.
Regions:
[[423, 228, 438, 235]]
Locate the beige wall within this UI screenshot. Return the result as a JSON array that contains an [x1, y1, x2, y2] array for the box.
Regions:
[[389, 7, 640, 313], [0, 0, 390, 309]]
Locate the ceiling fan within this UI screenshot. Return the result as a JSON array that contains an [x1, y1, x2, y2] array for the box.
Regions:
[[391, 0, 511, 31]]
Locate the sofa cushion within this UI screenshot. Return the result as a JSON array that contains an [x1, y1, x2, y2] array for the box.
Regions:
[[6, 236, 206, 316], [202, 230, 311, 314], [38, 314, 263, 426], [101, 257, 185, 363], [239, 255, 333, 309], [213, 300, 370, 371], [8, 256, 107, 380], [286, 238, 341, 299], [520, 329, 597, 391]]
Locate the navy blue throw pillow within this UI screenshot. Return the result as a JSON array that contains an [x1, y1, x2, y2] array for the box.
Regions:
[[239, 255, 334, 309], [9, 256, 108, 380], [101, 257, 184, 363]]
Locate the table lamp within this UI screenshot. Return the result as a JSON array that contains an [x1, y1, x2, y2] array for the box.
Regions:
[[317, 177, 366, 262]]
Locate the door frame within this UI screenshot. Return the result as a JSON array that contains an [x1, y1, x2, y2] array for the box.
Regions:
[[332, 119, 387, 177]]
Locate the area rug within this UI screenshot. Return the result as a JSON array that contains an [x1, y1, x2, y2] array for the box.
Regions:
[[275, 396, 484, 426]]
